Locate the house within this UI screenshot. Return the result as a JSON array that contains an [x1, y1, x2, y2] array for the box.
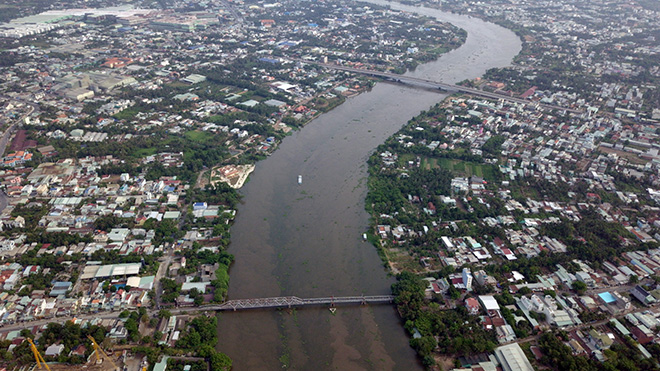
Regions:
[[49, 281, 71, 297], [45, 343, 65, 357], [107, 228, 130, 242], [3, 151, 33, 167], [588, 329, 614, 350], [631, 325, 654, 344], [70, 344, 87, 357], [193, 202, 208, 211], [102, 57, 133, 69], [630, 286, 656, 306], [465, 297, 480, 315], [182, 74, 206, 84], [181, 282, 210, 293], [479, 295, 500, 312]]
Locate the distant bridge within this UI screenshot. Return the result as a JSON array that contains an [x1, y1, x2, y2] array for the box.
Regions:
[[200, 295, 395, 311], [290, 59, 583, 114]]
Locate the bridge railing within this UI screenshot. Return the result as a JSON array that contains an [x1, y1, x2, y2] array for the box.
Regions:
[[213, 295, 395, 311]]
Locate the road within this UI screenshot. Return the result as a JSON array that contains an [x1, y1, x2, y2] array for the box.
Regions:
[[219, 0, 244, 24], [0, 98, 36, 214], [0, 105, 33, 156], [1, 286, 656, 352], [0, 190, 8, 215], [585, 283, 636, 296], [0, 294, 395, 331], [0, 311, 123, 332], [153, 192, 190, 308], [153, 252, 173, 308]]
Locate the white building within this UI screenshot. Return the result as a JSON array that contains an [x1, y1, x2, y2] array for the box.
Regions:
[[462, 268, 473, 290], [494, 343, 534, 371]]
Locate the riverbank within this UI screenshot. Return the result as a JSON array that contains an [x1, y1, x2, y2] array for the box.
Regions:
[[217, 3, 520, 368], [211, 164, 255, 189]]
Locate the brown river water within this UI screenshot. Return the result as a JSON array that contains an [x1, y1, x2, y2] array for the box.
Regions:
[[216, 2, 522, 369]]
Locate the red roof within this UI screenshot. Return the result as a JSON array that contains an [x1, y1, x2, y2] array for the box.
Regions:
[[530, 346, 543, 360], [465, 297, 479, 308], [520, 86, 537, 99]]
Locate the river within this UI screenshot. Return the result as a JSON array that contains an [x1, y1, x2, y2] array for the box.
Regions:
[[216, 2, 521, 370]]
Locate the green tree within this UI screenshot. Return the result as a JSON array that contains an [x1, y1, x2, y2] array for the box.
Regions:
[[571, 280, 587, 295], [210, 351, 232, 371], [158, 309, 172, 319], [410, 336, 437, 357]]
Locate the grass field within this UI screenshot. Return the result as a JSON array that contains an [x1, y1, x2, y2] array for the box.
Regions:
[[398, 154, 498, 180], [185, 130, 211, 142], [166, 81, 191, 89], [425, 157, 498, 180], [598, 145, 647, 165], [129, 136, 179, 158], [113, 107, 141, 121], [511, 185, 540, 200], [131, 147, 158, 158]]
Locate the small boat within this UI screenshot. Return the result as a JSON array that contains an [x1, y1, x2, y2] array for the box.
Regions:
[[298, 175, 302, 184]]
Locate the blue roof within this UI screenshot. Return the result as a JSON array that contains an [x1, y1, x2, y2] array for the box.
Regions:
[[259, 57, 280, 64], [50, 282, 72, 297], [598, 292, 616, 304]]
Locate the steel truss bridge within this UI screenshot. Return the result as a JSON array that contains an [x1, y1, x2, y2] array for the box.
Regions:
[[205, 295, 395, 311]]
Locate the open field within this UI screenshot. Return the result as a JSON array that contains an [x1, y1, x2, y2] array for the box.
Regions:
[[420, 156, 499, 180]]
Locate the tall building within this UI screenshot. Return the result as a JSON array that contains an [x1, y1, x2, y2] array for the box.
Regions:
[[462, 267, 473, 290]]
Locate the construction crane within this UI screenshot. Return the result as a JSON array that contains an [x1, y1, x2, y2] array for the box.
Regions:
[[27, 338, 51, 371], [87, 335, 119, 371]]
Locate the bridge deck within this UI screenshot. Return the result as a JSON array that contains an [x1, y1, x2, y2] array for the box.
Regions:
[[209, 295, 395, 311], [289, 59, 582, 114]]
